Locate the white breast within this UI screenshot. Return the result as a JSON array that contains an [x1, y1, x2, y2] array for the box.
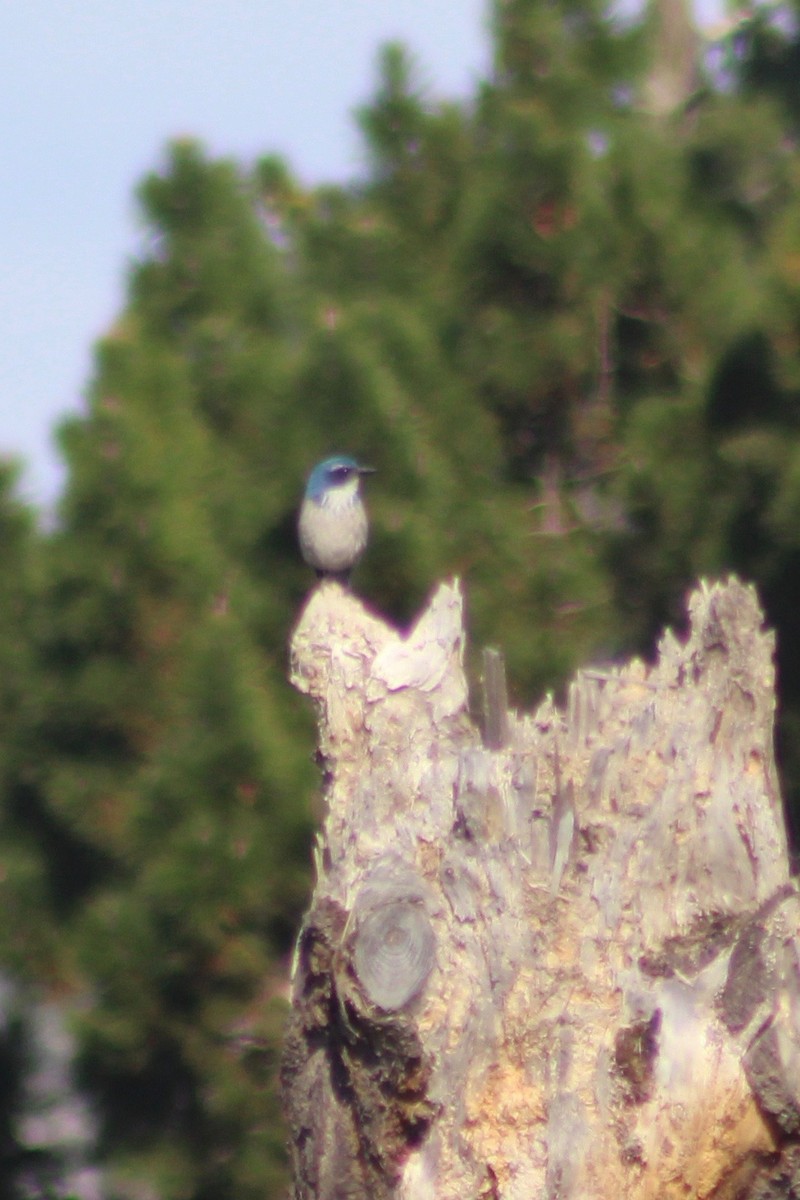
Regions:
[[299, 484, 368, 573]]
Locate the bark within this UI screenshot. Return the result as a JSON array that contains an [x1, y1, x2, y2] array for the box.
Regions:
[[282, 576, 800, 1200]]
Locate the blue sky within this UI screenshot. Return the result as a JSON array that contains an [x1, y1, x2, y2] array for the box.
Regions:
[[1, 2, 488, 511]]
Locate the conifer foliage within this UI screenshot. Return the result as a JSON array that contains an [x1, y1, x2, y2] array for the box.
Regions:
[[3, 0, 800, 1196]]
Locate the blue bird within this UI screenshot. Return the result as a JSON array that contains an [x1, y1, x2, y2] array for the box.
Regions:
[[298, 455, 375, 580]]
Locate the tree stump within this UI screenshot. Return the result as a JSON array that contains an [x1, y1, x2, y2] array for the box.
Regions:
[[282, 576, 800, 1200]]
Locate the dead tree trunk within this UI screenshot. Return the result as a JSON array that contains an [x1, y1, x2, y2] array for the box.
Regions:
[[282, 577, 800, 1200]]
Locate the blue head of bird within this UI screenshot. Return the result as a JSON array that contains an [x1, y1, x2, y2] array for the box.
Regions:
[[298, 455, 375, 579]]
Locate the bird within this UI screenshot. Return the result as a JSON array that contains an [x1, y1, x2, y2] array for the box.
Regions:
[[298, 455, 375, 581]]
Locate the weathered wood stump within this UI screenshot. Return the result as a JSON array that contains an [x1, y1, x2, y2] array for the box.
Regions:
[[282, 577, 800, 1200]]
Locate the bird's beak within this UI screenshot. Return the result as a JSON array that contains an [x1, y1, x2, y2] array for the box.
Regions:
[[358, 465, 376, 475]]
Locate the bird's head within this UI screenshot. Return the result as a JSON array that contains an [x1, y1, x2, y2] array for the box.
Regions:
[[305, 456, 375, 502]]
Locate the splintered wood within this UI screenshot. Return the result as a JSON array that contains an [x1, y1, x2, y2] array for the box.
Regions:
[[283, 576, 800, 1200]]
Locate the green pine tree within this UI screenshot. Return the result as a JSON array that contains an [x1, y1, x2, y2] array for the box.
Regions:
[[5, 5, 800, 1199]]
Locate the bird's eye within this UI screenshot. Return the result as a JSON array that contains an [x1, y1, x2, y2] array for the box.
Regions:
[[331, 466, 351, 480]]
